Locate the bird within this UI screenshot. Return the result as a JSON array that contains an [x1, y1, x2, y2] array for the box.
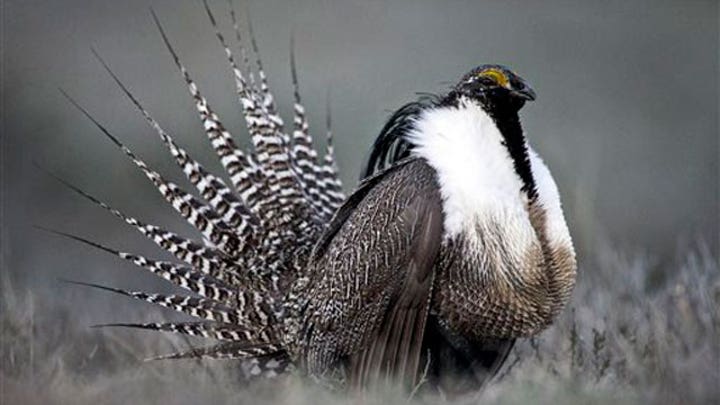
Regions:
[[50, 0, 576, 396], [293, 64, 577, 393]]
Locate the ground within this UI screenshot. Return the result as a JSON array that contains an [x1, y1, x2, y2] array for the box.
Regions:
[[2, 243, 718, 404]]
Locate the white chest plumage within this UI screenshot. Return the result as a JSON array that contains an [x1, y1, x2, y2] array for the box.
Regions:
[[407, 100, 571, 250]]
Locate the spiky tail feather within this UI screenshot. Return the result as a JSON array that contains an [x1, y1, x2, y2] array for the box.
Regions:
[[52, 1, 345, 380]]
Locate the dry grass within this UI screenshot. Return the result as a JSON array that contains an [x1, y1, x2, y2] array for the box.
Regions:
[[2, 244, 718, 404]]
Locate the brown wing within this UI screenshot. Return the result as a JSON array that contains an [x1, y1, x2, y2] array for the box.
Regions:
[[348, 185, 442, 389], [301, 158, 443, 388]]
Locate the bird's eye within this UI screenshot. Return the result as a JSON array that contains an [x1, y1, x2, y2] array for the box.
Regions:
[[476, 69, 509, 87], [478, 77, 496, 86]]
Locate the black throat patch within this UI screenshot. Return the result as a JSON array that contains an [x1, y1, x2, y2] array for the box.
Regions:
[[483, 103, 538, 201]]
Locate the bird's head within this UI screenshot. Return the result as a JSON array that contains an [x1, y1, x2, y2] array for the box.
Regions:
[[363, 64, 537, 177], [452, 64, 536, 113]]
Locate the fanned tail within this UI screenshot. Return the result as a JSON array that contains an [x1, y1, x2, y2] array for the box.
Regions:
[[60, 90, 244, 258], [151, 9, 267, 215], [55, 0, 349, 380], [201, 0, 310, 237], [91, 48, 260, 256]]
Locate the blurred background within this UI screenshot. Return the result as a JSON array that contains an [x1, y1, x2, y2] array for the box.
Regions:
[[1, 0, 718, 402]]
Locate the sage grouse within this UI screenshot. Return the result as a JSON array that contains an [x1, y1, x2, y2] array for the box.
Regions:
[[53, 1, 576, 395]]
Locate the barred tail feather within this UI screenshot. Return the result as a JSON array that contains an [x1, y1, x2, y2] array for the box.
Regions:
[[151, 9, 268, 216], [47, 172, 228, 277], [60, 90, 244, 258], [47, 227, 277, 331], [65, 280, 259, 328], [202, 1, 309, 232], [91, 49, 260, 247], [315, 98, 345, 215], [93, 322, 268, 344], [145, 342, 285, 362], [244, 17, 313, 230], [288, 37, 328, 222], [52, 230, 279, 344], [43, 228, 238, 302]]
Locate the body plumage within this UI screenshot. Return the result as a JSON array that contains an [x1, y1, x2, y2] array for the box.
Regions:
[[297, 72, 576, 390]]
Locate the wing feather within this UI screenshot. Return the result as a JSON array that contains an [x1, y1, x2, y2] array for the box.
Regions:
[[350, 191, 442, 389], [301, 158, 443, 388]]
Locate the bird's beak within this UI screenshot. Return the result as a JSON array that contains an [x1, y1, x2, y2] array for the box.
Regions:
[[510, 85, 536, 101]]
